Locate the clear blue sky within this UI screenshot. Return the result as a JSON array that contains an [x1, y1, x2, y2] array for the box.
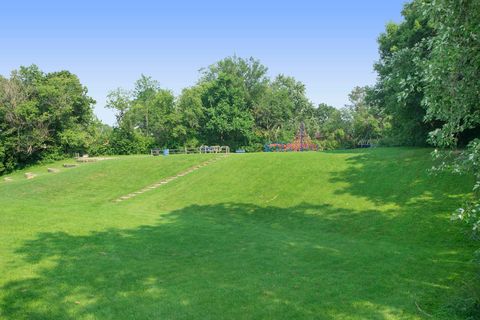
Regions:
[[0, 0, 405, 125]]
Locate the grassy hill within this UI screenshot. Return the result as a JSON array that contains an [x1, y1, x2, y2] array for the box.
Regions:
[[0, 148, 477, 319]]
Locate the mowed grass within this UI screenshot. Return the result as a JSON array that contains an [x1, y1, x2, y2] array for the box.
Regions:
[[0, 148, 477, 319]]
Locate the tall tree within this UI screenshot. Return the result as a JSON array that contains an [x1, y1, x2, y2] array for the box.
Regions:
[[423, 0, 480, 148], [200, 72, 254, 148], [106, 88, 132, 126], [345, 86, 389, 144], [176, 85, 207, 147], [0, 65, 96, 172], [374, 0, 436, 145], [133, 75, 160, 136], [200, 56, 269, 111], [421, 0, 480, 247]]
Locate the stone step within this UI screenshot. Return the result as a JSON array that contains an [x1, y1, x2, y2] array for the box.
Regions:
[[114, 155, 229, 203]]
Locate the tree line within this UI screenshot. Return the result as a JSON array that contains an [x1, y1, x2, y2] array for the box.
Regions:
[[0, 57, 387, 174], [104, 56, 388, 154]]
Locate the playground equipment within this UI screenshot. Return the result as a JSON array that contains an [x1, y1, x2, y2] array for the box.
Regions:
[[265, 122, 318, 152]]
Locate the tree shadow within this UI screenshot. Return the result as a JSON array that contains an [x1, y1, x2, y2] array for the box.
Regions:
[[1, 202, 475, 319], [327, 148, 472, 207]]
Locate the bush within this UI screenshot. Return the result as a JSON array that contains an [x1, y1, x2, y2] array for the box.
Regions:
[[109, 128, 154, 155]]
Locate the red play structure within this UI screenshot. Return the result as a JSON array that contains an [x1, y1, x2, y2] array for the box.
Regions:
[[265, 122, 318, 152]]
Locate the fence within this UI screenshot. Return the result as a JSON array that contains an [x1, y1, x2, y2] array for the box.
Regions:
[[151, 146, 230, 156]]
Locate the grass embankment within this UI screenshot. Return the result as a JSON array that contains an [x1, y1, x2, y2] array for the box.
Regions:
[[0, 148, 476, 319]]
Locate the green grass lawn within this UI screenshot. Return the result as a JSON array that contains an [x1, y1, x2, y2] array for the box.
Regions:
[[0, 148, 477, 319]]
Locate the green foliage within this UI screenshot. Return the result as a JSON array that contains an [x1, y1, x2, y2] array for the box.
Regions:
[[175, 85, 206, 145], [386, 0, 480, 314], [423, 0, 480, 148], [109, 127, 154, 155], [200, 55, 269, 109], [421, 0, 480, 237], [346, 86, 390, 145], [371, 7, 480, 304], [1, 57, 392, 172], [259, 74, 315, 143], [88, 121, 113, 156], [106, 88, 131, 125], [254, 80, 294, 142], [59, 128, 90, 154], [374, 0, 436, 146], [310, 87, 389, 150], [0, 65, 96, 173], [200, 73, 254, 148], [106, 57, 387, 152], [106, 75, 180, 150], [313, 103, 349, 149]]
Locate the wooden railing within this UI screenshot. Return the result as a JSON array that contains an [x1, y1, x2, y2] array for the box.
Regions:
[[151, 146, 230, 156]]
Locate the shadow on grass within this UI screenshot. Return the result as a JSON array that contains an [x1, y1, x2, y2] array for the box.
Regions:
[[328, 148, 472, 207], [1, 202, 475, 319]]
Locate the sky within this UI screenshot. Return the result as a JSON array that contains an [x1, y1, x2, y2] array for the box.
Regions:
[[0, 0, 405, 125]]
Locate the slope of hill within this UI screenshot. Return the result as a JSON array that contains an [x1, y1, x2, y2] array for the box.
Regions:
[[0, 148, 476, 319]]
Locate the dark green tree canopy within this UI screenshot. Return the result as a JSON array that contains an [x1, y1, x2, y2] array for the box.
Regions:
[[0, 65, 95, 173], [374, 0, 436, 146]]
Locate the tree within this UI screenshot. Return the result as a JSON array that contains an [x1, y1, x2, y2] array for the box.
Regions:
[[345, 86, 389, 145], [106, 75, 179, 151], [255, 84, 294, 142], [200, 72, 254, 148], [132, 75, 160, 136], [0, 65, 96, 173], [106, 88, 132, 126], [421, 0, 480, 242], [197, 56, 273, 148], [176, 85, 207, 147], [312, 103, 349, 150], [141, 89, 177, 147], [256, 74, 316, 143], [423, 0, 480, 148], [374, 0, 436, 145], [200, 56, 269, 111]]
